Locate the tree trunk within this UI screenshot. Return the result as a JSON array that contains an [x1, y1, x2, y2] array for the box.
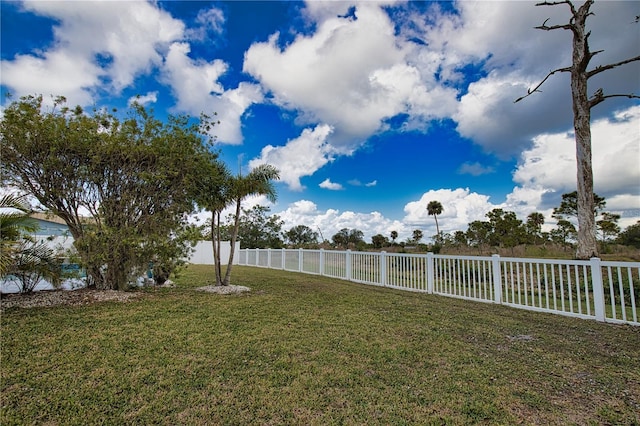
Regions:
[[574, 108, 598, 259], [65, 222, 107, 289], [571, 4, 598, 259], [85, 264, 106, 289], [211, 210, 223, 286], [222, 198, 242, 286]]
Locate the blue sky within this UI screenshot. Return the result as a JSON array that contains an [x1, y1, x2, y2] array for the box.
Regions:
[[1, 0, 639, 243]]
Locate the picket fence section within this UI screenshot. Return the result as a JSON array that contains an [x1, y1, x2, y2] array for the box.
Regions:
[[239, 248, 639, 326]]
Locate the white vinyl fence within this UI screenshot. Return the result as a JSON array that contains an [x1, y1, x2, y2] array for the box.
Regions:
[[239, 248, 639, 326]]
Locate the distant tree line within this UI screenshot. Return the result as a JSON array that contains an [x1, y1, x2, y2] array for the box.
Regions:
[[206, 191, 638, 255]]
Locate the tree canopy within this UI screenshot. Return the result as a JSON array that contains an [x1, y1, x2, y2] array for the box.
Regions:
[[552, 191, 606, 221], [233, 205, 284, 250], [1, 95, 222, 290], [332, 228, 364, 250], [617, 221, 640, 248], [285, 225, 319, 248]]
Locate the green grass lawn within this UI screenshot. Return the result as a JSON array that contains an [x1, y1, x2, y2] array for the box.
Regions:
[[2, 265, 639, 425]]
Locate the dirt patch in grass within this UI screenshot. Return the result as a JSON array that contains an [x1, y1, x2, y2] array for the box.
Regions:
[[196, 285, 251, 295], [0, 288, 142, 311], [0, 283, 251, 311]]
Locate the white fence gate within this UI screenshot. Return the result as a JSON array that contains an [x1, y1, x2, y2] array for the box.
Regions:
[[238, 248, 639, 326]]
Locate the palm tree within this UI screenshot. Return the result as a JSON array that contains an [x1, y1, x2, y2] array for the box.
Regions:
[[1, 194, 62, 292], [10, 239, 63, 293], [195, 159, 233, 286], [390, 230, 398, 244], [208, 165, 234, 287], [427, 200, 444, 242], [0, 194, 38, 277], [222, 164, 279, 286]]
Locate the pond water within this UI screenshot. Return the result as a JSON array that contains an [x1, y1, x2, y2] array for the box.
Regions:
[[0, 277, 87, 294]]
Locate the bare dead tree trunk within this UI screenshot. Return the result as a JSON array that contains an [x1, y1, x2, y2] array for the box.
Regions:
[[515, 0, 640, 259], [570, 2, 598, 259]]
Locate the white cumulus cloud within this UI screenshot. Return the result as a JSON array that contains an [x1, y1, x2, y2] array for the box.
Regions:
[[128, 91, 158, 106], [243, 2, 458, 150], [1, 1, 184, 106], [403, 188, 495, 238], [319, 179, 343, 191], [409, 1, 639, 158], [276, 200, 409, 243], [508, 105, 640, 228], [161, 42, 264, 144], [248, 124, 336, 191], [1, 2, 259, 145], [185, 6, 225, 42]]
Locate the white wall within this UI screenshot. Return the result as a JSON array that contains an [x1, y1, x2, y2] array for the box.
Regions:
[[188, 241, 239, 265], [35, 235, 76, 253], [21, 236, 236, 266]]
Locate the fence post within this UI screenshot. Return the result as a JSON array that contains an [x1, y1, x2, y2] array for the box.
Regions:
[[380, 251, 387, 286], [281, 248, 286, 270], [319, 249, 325, 276], [297, 248, 302, 272], [590, 257, 606, 322], [346, 250, 352, 281], [267, 248, 272, 268], [492, 254, 502, 304], [427, 252, 434, 294], [256, 248, 260, 266]]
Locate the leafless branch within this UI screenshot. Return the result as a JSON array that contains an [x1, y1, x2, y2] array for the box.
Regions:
[[536, 22, 572, 31], [514, 66, 572, 103], [586, 55, 640, 78], [588, 49, 603, 61], [536, 1, 571, 7], [536, 0, 578, 16], [589, 90, 640, 109]]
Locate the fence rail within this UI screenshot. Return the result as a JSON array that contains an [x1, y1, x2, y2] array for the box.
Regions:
[[239, 248, 639, 326]]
